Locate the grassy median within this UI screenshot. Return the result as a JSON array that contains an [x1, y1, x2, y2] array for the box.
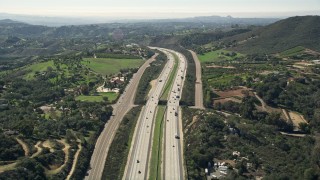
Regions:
[[101, 106, 142, 180], [160, 53, 179, 101], [149, 106, 166, 180]]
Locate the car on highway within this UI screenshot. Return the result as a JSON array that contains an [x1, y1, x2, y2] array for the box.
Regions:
[[175, 134, 180, 139]]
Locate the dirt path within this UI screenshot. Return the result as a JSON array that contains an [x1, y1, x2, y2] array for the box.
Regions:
[[46, 139, 70, 175], [31, 141, 43, 158], [0, 162, 17, 173], [280, 132, 306, 137], [66, 139, 82, 180], [16, 138, 29, 156], [42, 140, 55, 152], [254, 92, 267, 112]]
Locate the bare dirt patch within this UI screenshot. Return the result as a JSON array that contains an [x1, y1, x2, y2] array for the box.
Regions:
[[214, 87, 253, 98], [282, 109, 308, 131], [40, 105, 55, 114], [288, 111, 308, 127], [213, 97, 242, 105], [148, 79, 157, 97]]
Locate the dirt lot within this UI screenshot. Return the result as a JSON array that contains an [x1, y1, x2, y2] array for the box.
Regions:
[[213, 97, 242, 105], [212, 87, 253, 106], [214, 87, 253, 98], [288, 111, 308, 128]]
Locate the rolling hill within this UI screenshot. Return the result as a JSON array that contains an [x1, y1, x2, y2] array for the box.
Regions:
[[225, 16, 320, 54]]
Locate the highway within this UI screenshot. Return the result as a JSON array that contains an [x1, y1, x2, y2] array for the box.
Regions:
[[189, 50, 205, 109], [123, 48, 175, 180], [85, 54, 157, 180], [163, 50, 187, 180]]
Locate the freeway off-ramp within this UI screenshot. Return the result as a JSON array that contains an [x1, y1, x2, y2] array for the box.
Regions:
[[85, 54, 157, 180]]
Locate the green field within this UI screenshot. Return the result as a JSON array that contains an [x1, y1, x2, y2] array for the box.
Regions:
[[279, 46, 306, 57], [75, 92, 118, 102], [23, 61, 56, 80], [149, 106, 166, 180], [207, 73, 248, 88], [44, 110, 62, 120], [160, 54, 179, 100], [198, 50, 244, 63], [82, 58, 144, 76]]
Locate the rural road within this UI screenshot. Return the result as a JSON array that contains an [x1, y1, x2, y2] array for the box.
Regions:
[[163, 49, 186, 180], [85, 54, 157, 180], [123, 48, 175, 180], [189, 50, 205, 109]]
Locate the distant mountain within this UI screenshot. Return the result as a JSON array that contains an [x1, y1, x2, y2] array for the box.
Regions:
[[156, 15, 280, 25], [0, 13, 280, 26], [0, 13, 99, 26], [225, 16, 320, 54], [0, 19, 26, 25]]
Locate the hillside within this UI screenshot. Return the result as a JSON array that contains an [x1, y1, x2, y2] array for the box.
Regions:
[[225, 16, 320, 54]]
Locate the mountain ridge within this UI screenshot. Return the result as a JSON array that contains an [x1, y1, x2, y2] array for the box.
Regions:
[[225, 15, 320, 54]]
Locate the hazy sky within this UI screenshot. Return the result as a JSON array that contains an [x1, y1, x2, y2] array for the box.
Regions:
[[0, 0, 319, 18]]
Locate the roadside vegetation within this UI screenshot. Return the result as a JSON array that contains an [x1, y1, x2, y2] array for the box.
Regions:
[[135, 52, 167, 104], [101, 106, 142, 180], [183, 108, 319, 179], [149, 106, 166, 180]]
